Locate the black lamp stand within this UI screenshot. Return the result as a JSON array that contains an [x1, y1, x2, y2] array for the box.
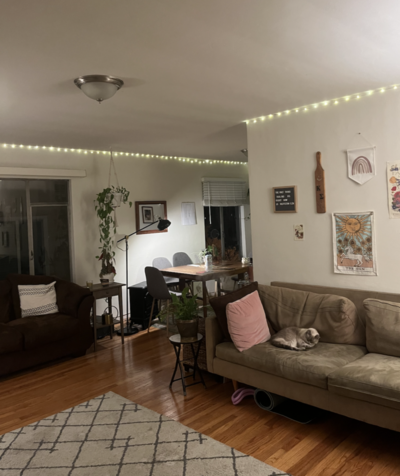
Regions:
[[117, 218, 171, 336]]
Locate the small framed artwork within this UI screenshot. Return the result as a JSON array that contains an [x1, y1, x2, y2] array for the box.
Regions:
[[273, 186, 297, 213], [294, 224, 304, 241], [135, 201, 168, 234], [142, 206, 154, 223]]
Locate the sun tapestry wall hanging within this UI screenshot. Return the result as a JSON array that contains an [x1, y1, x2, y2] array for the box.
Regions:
[[332, 212, 377, 276], [387, 162, 400, 219], [347, 146, 376, 185]]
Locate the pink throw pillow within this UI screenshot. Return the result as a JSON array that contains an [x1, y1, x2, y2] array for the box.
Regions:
[[226, 291, 271, 352]]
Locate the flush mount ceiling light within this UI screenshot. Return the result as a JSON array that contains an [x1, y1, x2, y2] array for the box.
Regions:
[[74, 75, 124, 104]]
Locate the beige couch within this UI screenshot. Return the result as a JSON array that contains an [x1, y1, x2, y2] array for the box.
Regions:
[[206, 282, 400, 432]]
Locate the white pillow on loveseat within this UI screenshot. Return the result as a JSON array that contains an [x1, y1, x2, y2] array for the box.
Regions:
[[18, 281, 59, 318]]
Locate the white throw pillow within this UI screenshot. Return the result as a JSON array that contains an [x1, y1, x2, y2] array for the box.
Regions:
[[18, 281, 59, 318]]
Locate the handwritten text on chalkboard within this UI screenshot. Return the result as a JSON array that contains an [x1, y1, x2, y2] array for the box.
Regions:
[[273, 186, 297, 213]]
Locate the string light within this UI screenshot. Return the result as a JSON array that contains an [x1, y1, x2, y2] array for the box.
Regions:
[[1, 142, 246, 166], [244, 83, 399, 124]]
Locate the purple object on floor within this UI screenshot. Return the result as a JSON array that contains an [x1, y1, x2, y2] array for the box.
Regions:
[[231, 388, 255, 405]]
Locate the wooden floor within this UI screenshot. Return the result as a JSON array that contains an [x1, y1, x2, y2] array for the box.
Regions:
[[1, 329, 400, 476]]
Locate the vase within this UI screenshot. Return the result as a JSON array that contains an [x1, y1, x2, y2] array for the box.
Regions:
[[176, 318, 198, 341], [100, 272, 115, 283]]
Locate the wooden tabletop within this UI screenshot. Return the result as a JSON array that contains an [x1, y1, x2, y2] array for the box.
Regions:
[[160, 262, 250, 281], [89, 282, 126, 292]]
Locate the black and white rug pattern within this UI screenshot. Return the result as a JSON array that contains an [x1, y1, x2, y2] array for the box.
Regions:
[[0, 392, 291, 475]]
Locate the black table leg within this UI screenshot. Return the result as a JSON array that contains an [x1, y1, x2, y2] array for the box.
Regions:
[[177, 355, 187, 396], [191, 342, 206, 389], [169, 344, 181, 388]]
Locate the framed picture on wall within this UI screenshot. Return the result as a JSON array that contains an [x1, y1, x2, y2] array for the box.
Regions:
[[142, 206, 154, 223], [135, 201, 168, 234]]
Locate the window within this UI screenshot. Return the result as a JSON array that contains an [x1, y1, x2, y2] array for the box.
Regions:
[[0, 179, 72, 281], [204, 206, 242, 261], [202, 178, 249, 261]]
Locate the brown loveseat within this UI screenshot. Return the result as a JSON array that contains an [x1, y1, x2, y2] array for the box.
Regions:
[[0, 274, 93, 377], [206, 282, 400, 432]]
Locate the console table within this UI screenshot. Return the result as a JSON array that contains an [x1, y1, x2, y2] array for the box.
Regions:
[[90, 282, 125, 351]]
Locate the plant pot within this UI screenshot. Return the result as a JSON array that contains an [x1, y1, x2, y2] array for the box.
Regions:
[[112, 192, 122, 208], [175, 318, 198, 342], [100, 272, 115, 283]]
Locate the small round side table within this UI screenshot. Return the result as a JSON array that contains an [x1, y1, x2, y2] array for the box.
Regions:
[[169, 333, 206, 396]]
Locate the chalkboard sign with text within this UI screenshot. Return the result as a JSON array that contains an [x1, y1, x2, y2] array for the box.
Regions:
[[273, 186, 297, 213]]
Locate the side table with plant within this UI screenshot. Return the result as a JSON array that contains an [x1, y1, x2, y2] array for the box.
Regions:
[[159, 287, 199, 340]]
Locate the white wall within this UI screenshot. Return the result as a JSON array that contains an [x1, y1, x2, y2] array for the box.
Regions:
[[0, 147, 249, 307], [247, 90, 400, 293]]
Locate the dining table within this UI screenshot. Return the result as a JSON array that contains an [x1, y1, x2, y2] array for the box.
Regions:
[[160, 261, 251, 317]]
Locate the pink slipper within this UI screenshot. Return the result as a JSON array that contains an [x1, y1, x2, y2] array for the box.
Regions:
[[231, 388, 255, 405]]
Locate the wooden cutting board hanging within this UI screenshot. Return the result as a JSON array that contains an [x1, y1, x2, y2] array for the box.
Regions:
[[315, 151, 326, 213]]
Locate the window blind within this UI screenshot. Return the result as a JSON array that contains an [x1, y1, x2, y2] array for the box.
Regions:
[[202, 179, 248, 207]]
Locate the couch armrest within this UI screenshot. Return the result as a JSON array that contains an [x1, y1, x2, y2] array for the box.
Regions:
[[56, 280, 92, 319], [205, 315, 224, 373]]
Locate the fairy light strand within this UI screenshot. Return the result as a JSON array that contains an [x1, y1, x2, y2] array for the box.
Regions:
[[244, 84, 399, 124], [1, 144, 246, 166]]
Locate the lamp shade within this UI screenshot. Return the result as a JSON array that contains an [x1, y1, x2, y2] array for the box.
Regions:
[[157, 219, 171, 231], [74, 75, 124, 103]]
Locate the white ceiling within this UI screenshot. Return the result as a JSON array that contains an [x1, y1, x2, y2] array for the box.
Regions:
[[1, 0, 400, 161]]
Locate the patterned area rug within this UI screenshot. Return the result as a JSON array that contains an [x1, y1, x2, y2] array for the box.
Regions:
[[0, 392, 291, 475]]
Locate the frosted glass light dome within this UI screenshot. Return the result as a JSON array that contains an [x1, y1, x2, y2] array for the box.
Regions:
[[74, 75, 124, 103]]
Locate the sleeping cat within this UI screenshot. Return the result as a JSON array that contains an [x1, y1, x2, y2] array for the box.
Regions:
[[270, 327, 320, 351]]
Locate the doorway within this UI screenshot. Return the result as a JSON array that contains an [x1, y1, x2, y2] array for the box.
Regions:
[[0, 179, 72, 281]]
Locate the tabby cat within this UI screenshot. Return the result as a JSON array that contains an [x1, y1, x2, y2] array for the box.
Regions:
[[270, 327, 320, 351]]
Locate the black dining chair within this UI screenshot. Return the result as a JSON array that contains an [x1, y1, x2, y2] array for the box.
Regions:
[[145, 266, 181, 334], [152, 257, 179, 289], [172, 252, 195, 294], [172, 252, 193, 267]]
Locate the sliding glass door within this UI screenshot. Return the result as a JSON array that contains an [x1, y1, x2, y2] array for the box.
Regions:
[[0, 179, 71, 281]]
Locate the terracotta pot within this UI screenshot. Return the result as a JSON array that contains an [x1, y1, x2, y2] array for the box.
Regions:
[[176, 318, 198, 341]]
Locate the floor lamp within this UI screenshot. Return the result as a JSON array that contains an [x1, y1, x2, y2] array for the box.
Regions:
[[116, 218, 171, 336]]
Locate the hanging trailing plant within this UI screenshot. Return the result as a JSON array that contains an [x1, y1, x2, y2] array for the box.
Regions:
[[95, 185, 132, 277]]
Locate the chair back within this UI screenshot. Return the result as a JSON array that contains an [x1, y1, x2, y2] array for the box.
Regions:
[[145, 266, 173, 300], [152, 257, 172, 270], [172, 252, 193, 267]]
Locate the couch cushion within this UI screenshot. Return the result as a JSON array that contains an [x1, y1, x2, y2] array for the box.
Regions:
[[7, 274, 54, 320], [215, 341, 367, 389], [8, 313, 78, 350], [328, 353, 400, 411], [226, 291, 271, 352], [18, 281, 59, 318], [209, 282, 261, 342], [364, 299, 400, 357], [258, 284, 365, 345], [0, 324, 23, 354], [0, 280, 13, 323]]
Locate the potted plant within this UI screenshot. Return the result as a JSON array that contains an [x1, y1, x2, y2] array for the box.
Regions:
[[159, 287, 199, 340], [95, 185, 132, 280]]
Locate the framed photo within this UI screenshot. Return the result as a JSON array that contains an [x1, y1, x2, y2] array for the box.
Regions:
[[142, 206, 154, 223], [135, 201, 168, 234]]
